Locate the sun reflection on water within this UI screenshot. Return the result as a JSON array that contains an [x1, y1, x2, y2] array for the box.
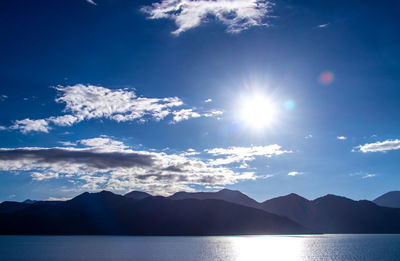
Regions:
[[230, 235, 307, 261]]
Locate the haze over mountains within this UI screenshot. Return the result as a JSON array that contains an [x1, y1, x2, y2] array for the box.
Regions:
[[1, 189, 399, 235], [373, 191, 400, 208]]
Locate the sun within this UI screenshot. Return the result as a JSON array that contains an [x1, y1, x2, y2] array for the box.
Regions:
[[238, 94, 278, 130]]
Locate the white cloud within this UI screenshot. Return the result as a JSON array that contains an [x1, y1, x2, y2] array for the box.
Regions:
[[203, 109, 223, 118], [48, 115, 79, 126], [78, 136, 128, 152], [353, 139, 400, 153], [349, 171, 377, 179], [238, 162, 249, 169], [0, 95, 7, 101], [142, 0, 273, 35], [317, 23, 329, 28], [59, 141, 76, 146], [337, 136, 347, 140], [362, 174, 376, 179], [0, 126, 6, 131], [9, 84, 222, 133], [205, 185, 225, 190], [204, 98, 212, 103], [180, 148, 201, 156], [288, 171, 302, 176], [304, 134, 312, 139], [31, 172, 59, 181], [171, 109, 222, 123], [47, 197, 72, 201], [206, 145, 291, 166], [86, 0, 97, 5], [0, 137, 286, 195], [11, 119, 51, 134], [172, 109, 201, 123], [55, 84, 183, 123]]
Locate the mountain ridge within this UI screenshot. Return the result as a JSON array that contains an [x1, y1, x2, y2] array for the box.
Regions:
[[1, 189, 399, 235], [0, 190, 308, 235], [169, 188, 261, 209]]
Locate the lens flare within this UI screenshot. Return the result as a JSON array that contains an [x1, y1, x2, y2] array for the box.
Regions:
[[319, 71, 334, 85], [283, 100, 295, 111]]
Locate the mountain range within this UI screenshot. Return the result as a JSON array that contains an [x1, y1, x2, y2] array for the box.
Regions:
[[0, 189, 399, 235]]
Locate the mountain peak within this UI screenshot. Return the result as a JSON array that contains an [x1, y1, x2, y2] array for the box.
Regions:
[[218, 188, 235, 192], [23, 199, 37, 204], [125, 191, 151, 200], [99, 190, 113, 195], [71, 190, 120, 202], [286, 193, 308, 200], [262, 193, 309, 204], [169, 189, 260, 208], [313, 194, 352, 202]]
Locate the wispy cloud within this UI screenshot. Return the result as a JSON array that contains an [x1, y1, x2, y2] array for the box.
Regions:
[[206, 145, 291, 166], [203, 109, 223, 118], [349, 171, 377, 179], [288, 171, 303, 176], [47, 196, 72, 201], [362, 173, 376, 179], [172, 109, 201, 123], [141, 0, 273, 35], [31, 172, 59, 181], [86, 0, 97, 5], [59, 141, 76, 146], [353, 139, 400, 153], [337, 136, 347, 140], [204, 98, 212, 103], [304, 134, 312, 139], [317, 23, 329, 28], [8, 84, 222, 133]]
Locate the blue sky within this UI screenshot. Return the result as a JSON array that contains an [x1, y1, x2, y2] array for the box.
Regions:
[[0, 0, 399, 202]]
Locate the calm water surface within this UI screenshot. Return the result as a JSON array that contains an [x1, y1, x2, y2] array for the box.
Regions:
[[0, 234, 399, 261]]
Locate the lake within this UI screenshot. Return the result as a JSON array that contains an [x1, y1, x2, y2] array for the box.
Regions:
[[0, 234, 399, 261]]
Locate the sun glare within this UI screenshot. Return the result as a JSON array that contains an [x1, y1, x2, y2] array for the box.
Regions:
[[239, 95, 278, 130]]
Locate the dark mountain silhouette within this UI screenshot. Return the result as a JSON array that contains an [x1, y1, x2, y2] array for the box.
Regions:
[[163, 189, 400, 234], [373, 191, 400, 208], [22, 199, 37, 204], [0, 191, 308, 235], [124, 191, 151, 200], [169, 189, 261, 209], [262, 194, 400, 233], [0, 201, 30, 214], [2, 190, 400, 235], [260, 193, 312, 226], [0, 200, 61, 214]]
